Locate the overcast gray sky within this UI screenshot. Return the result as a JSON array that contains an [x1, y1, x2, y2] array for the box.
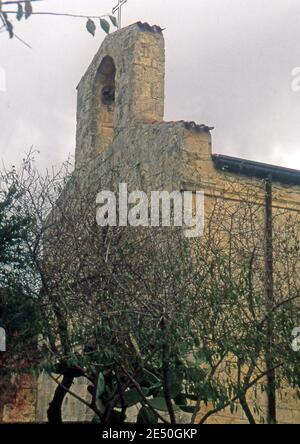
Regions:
[[1, 0, 300, 170]]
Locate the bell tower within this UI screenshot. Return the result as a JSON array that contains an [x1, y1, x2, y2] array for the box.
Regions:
[[75, 23, 165, 167]]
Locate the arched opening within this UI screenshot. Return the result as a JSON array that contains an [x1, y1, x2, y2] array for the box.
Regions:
[[98, 56, 116, 106], [91, 56, 116, 156]]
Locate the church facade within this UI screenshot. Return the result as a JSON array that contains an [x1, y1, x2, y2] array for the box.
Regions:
[[1, 22, 300, 424]]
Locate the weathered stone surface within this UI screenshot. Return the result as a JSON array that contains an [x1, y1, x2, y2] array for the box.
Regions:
[[1, 375, 37, 423]]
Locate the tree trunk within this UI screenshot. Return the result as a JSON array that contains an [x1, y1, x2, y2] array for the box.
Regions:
[[239, 395, 256, 424], [265, 176, 276, 424], [47, 375, 74, 423]]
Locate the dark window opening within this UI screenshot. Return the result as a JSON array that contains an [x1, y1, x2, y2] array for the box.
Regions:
[[97, 56, 116, 107]]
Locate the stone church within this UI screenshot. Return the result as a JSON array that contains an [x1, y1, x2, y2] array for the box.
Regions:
[[1, 22, 300, 423]]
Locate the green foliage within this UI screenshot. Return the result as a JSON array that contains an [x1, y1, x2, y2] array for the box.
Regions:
[[96, 372, 105, 399], [24, 1, 32, 19], [86, 18, 96, 37], [143, 368, 161, 386], [86, 17, 116, 37], [148, 396, 177, 412], [116, 388, 148, 408], [0, 1, 118, 41], [109, 15, 118, 28], [177, 404, 196, 414], [100, 18, 110, 35], [0, 185, 31, 275], [0, 182, 40, 373], [137, 406, 158, 424], [16, 3, 23, 21], [91, 415, 101, 424]]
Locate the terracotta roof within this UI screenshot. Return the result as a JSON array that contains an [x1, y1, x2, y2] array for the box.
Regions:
[[135, 22, 164, 33], [149, 120, 214, 133], [182, 121, 214, 132]]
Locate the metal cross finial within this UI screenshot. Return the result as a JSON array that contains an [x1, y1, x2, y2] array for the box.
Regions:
[[112, 0, 128, 29]]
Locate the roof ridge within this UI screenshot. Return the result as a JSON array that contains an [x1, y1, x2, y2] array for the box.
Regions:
[[149, 120, 214, 132], [134, 22, 164, 33]]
